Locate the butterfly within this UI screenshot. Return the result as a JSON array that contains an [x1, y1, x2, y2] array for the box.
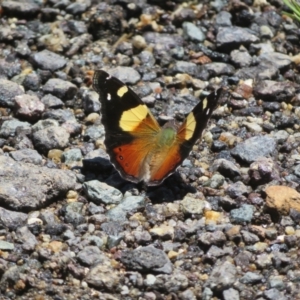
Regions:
[[92, 70, 222, 186]]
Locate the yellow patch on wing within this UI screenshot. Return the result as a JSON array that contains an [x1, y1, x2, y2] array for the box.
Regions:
[[182, 112, 196, 140], [117, 85, 128, 97], [202, 97, 208, 110], [119, 104, 149, 131]]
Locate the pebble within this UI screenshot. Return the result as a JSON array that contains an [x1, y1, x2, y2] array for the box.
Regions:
[[0, 1, 300, 299], [83, 180, 123, 205], [0, 119, 31, 138], [32, 49, 67, 71], [32, 126, 70, 153], [230, 205, 255, 224], [182, 22, 205, 42], [231, 135, 276, 164], [0, 79, 24, 107], [265, 186, 300, 215], [121, 245, 173, 274]]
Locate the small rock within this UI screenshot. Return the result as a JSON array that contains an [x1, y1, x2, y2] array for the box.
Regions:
[[0, 119, 31, 138], [231, 135, 276, 164], [106, 194, 145, 221], [230, 204, 255, 223], [31, 49, 67, 71], [121, 245, 173, 274], [0, 79, 24, 107], [0, 241, 14, 250], [265, 186, 300, 215], [61, 148, 82, 166], [16, 226, 38, 251], [150, 224, 174, 240], [226, 181, 250, 198], [63, 202, 85, 227], [223, 288, 240, 300], [83, 180, 123, 205], [216, 26, 259, 50], [15, 94, 45, 121], [77, 246, 108, 266], [108, 66, 141, 85], [43, 78, 77, 100], [206, 261, 237, 292], [180, 196, 207, 215], [85, 264, 120, 291], [41, 94, 64, 108], [9, 149, 43, 165], [240, 271, 263, 284], [0, 207, 27, 230], [182, 22, 205, 42], [32, 126, 70, 153]]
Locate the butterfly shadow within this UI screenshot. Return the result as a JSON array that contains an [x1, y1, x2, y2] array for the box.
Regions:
[[145, 172, 197, 204]]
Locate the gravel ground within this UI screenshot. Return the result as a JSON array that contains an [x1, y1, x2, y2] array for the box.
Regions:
[[0, 0, 300, 299]]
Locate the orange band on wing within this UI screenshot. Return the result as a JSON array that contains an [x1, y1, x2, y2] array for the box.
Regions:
[[150, 143, 182, 182]]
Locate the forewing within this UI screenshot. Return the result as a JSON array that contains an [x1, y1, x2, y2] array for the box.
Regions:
[[92, 70, 161, 182]]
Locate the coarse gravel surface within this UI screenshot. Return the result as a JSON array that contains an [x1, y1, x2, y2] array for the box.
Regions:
[[0, 0, 300, 300]]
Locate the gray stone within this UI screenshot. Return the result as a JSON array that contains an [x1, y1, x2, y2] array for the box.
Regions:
[[226, 181, 250, 198], [253, 80, 296, 102], [85, 263, 120, 291], [198, 231, 226, 246], [172, 61, 198, 76], [106, 194, 145, 221], [61, 148, 82, 166], [0, 240, 14, 250], [0, 79, 24, 107], [32, 126, 70, 153], [77, 246, 107, 266], [211, 158, 241, 179], [230, 49, 252, 68], [206, 261, 237, 292], [182, 22, 205, 42], [41, 94, 64, 108], [31, 119, 59, 133], [16, 226, 38, 251], [108, 66, 141, 85], [81, 89, 101, 113], [231, 136, 276, 164], [240, 271, 263, 284], [268, 275, 285, 290], [0, 155, 76, 211], [88, 202, 104, 215], [32, 49, 66, 71], [264, 288, 287, 300], [9, 148, 43, 165], [83, 180, 123, 205], [216, 26, 259, 50], [43, 78, 77, 99], [200, 62, 235, 78], [259, 52, 291, 70], [63, 202, 85, 227], [235, 61, 278, 81], [223, 288, 240, 300], [83, 125, 105, 142], [241, 230, 260, 244], [43, 108, 76, 123], [121, 245, 173, 274], [0, 119, 31, 138], [180, 196, 207, 215], [215, 11, 232, 26], [230, 205, 254, 223], [2, 0, 40, 17], [0, 207, 27, 230]]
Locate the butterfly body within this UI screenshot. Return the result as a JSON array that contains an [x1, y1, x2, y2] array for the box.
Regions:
[[93, 70, 222, 186]]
